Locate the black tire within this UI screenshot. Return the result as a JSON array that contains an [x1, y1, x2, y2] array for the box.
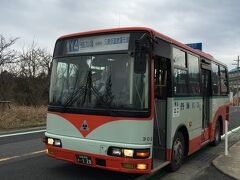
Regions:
[[211, 120, 221, 146], [170, 132, 185, 171]]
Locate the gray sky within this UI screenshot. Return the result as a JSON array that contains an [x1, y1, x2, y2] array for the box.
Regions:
[[1, 0, 240, 69]]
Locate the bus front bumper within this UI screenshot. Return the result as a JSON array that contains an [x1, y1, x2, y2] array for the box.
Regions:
[[45, 145, 151, 174]]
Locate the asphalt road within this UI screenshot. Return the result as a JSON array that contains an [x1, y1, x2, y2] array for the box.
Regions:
[[193, 166, 234, 180], [0, 107, 239, 180], [191, 108, 240, 180], [0, 131, 141, 180], [0, 154, 140, 180]]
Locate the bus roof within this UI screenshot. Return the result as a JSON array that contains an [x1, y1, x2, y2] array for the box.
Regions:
[[58, 27, 226, 67]]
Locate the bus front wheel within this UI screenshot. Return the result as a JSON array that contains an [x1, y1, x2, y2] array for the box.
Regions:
[[211, 120, 221, 146], [170, 132, 185, 171]]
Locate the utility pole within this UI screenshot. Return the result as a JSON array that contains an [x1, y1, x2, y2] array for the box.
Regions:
[[233, 56, 240, 106]]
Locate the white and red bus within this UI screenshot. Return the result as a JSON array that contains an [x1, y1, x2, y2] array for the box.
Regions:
[[44, 27, 229, 174]]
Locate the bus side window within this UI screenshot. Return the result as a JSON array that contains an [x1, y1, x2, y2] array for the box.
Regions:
[[212, 63, 220, 95], [154, 56, 167, 99], [220, 66, 228, 95], [188, 54, 200, 95]]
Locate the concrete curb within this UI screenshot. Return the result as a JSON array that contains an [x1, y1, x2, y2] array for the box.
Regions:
[[212, 141, 240, 180], [212, 155, 236, 180]]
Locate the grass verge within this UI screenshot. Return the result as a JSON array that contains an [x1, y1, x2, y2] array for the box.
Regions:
[[0, 105, 47, 130]]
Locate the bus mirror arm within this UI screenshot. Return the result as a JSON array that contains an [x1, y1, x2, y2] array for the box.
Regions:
[[134, 33, 152, 74], [134, 42, 148, 74]]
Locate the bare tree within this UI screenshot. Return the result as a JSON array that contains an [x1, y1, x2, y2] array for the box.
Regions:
[[0, 35, 18, 100], [0, 35, 18, 68], [20, 41, 39, 78], [15, 41, 52, 105], [0, 37, 52, 105], [19, 41, 52, 78], [38, 48, 52, 76]]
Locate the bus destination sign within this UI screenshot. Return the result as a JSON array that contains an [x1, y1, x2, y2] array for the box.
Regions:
[[67, 33, 130, 54]]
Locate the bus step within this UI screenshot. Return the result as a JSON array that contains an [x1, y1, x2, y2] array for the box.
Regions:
[[152, 160, 170, 173]]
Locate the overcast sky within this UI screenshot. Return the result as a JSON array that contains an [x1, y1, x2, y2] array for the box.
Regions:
[[1, 0, 240, 69]]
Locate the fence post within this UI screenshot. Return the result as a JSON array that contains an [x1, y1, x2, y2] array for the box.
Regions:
[[225, 119, 229, 156]]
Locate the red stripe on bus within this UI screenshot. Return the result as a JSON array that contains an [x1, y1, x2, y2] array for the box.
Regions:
[[48, 112, 152, 137], [209, 104, 229, 141], [166, 148, 172, 161], [188, 136, 202, 155]]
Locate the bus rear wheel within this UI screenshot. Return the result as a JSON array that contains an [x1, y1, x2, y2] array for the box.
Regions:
[[211, 120, 221, 146], [170, 132, 185, 171]]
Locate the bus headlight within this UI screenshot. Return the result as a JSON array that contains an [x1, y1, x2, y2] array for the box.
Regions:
[[107, 147, 150, 159], [123, 149, 134, 157], [53, 139, 62, 147], [111, 147, 122, 157], [47, 138, 54, 145], [44, 137, 62, 147]]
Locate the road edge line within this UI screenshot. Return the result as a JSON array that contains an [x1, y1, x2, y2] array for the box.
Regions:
[[0, 150, 46, 162], [0, 129, 46, 138]]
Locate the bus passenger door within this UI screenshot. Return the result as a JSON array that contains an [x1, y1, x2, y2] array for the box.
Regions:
[[153, 57, 168, 167], [201, 68, 211, 142]]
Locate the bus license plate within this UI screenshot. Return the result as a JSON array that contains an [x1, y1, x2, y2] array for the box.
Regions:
[[76, 155, 92, 165]]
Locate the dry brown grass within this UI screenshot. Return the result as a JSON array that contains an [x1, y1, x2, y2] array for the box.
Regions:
[[0, 105, 47, 130]]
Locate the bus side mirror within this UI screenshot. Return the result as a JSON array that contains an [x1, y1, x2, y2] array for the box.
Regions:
[[134, 41, 150, 74]]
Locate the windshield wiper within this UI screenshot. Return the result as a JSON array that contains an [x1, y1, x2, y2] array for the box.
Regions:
[[61, 66, 114, 112], [61, 85, 85, 112], [61, 71, 87, 112], [81, 69, 92, 105], [62, 69, 95, 111]]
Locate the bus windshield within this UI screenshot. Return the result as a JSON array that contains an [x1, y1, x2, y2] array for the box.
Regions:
[[49, 53, 149, 112]]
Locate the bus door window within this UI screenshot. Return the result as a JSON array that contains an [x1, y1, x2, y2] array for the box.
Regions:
[[154, 57, 167, 99], [153, 56, 168, 161], [201, 68, 211, 128]]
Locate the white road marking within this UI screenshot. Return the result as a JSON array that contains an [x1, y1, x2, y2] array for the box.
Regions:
[[0, 150, 46, 162], [0, 129, 46, 138]]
